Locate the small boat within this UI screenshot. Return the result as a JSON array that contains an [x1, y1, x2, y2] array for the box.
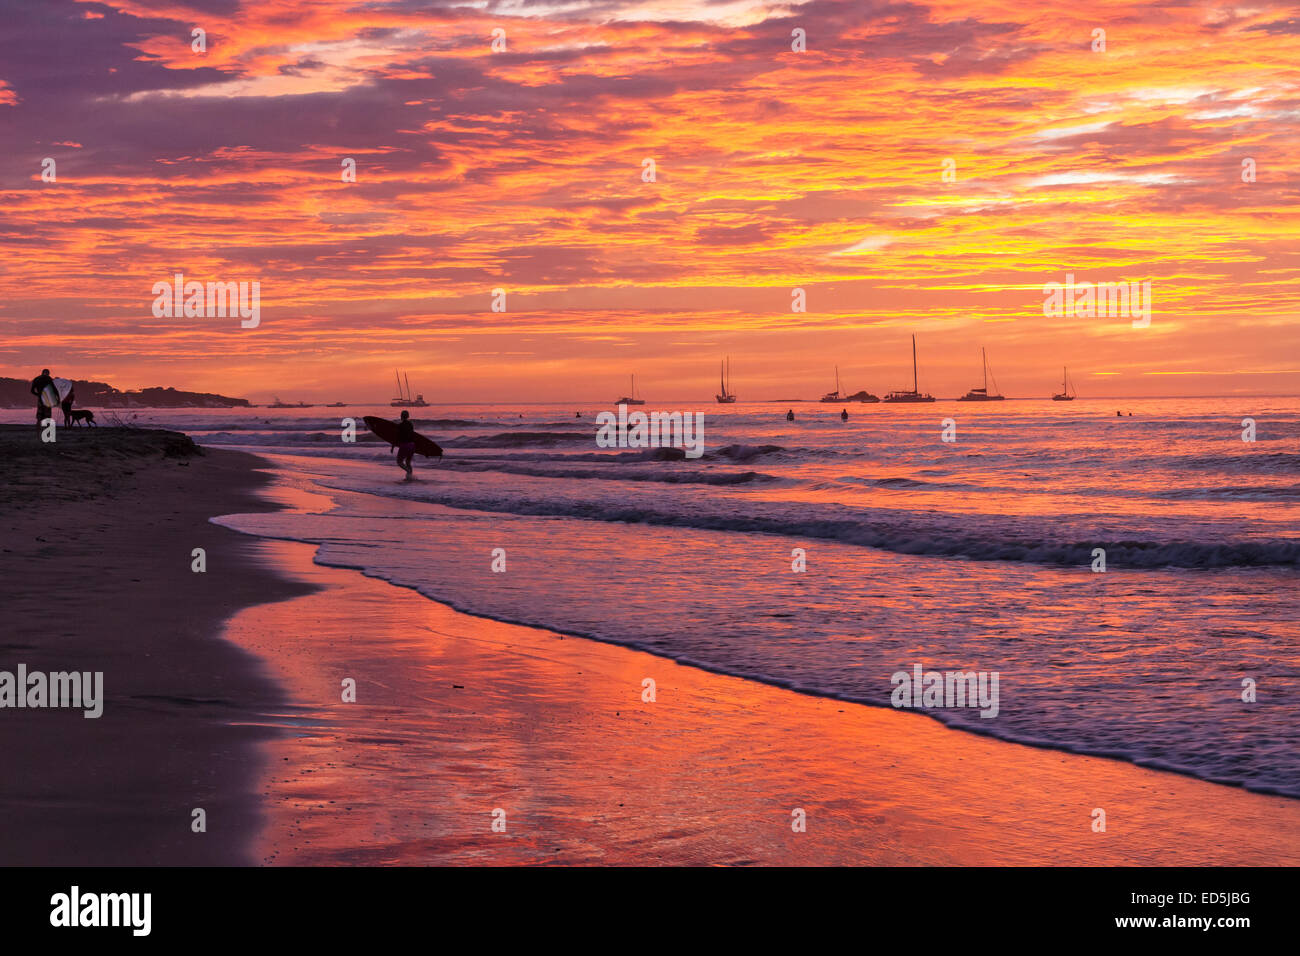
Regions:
[[269, 396, 313, 409], [882, 335, 936, 403], [716, 357, 737, 403], [616, 374, 646, 406], [1052, 366, 1077, 401], [325, 402, 346, 407], [821, 368, 878, 402], [391, 370, 429, 407], [819, 367, 845, 402], [958, 348, 1005, 401]]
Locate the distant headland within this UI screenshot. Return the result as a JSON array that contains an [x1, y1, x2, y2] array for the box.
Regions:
[[0, 377, 249, 409]]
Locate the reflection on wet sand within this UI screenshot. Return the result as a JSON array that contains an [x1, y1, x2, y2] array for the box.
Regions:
[[224, 538, 1300, 866]]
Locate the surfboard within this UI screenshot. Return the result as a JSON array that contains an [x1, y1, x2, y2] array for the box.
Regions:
[[363, 415, 443, 458], [39, 378, 72, 408]]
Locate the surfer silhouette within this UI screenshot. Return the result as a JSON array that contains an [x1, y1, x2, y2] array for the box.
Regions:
[[786, 409, 795, 421], [395, 410, 416, 480], [362, 413, 442, 478], [30, 368, 54, 426], [840, 409, 848, 421]]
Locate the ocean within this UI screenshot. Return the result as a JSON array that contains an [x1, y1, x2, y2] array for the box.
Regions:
[[14, 398, 1298, 797]]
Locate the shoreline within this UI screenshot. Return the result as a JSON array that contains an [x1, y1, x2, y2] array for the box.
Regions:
[[219, 485, 1300, 866], [285, 554, 1300, 803], [0, 426, 310, 865]]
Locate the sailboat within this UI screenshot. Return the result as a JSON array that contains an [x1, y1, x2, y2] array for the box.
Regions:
[[819, 366, 845, 403], [958, 348, 1005, 401], [716, 358, 737, 403], [1051, 366, 1077, 401], [882, 335, 936, 403], [616, 375, 646, 406], [390, 370, 429, 407]]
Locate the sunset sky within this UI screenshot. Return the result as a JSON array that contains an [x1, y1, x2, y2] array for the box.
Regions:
[[2, 0, 1298, 401]]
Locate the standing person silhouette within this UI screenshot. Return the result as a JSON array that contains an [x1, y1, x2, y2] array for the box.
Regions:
[[395, 410, 416, 480], [30, 368, 54, 427], [786, 409, 795, 422]]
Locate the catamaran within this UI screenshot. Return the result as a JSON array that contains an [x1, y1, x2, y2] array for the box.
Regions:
[[616, 374, 646, 406], [716, 357, 736, 403], [390, 370, 428, 407], [819, 366, 845, 403], [882, 335, 935, 403], [1051, 366, 1077, 401], [958, 347, 1005, 401]]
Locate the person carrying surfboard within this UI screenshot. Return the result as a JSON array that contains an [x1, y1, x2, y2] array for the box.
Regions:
[[395, 410, 417, 480], [361, 413, 442, 480], [30, 368, 55, 427]]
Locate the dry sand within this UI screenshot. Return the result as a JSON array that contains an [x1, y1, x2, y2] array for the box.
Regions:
[[0, 425, 310, 865]]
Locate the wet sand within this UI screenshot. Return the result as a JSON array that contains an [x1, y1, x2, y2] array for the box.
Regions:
[[223, 488, 1300, 865], [0, 426, 310, 865]]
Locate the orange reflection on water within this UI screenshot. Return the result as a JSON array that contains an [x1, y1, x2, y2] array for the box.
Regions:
[[222, 537, 1300, 865]]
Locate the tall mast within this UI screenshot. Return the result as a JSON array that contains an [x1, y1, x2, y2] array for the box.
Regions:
[[835, 365, 840, 395], [912, 335, 918, 393], [405, 373, 412, 401], [983, 347, 988, 391]]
